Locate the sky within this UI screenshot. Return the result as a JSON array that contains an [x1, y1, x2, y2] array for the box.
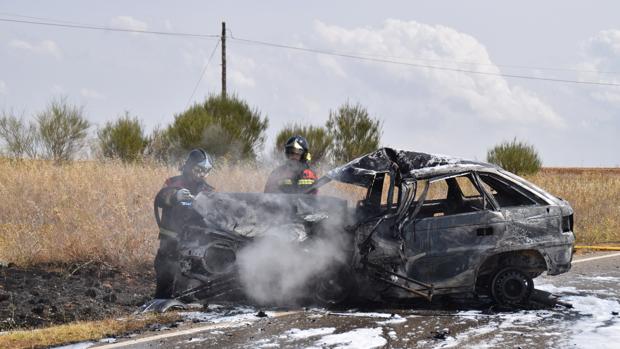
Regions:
[[0, 1, 619, 166]]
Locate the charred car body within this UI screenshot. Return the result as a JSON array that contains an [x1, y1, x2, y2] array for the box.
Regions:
[[155, 148, 575, 307]]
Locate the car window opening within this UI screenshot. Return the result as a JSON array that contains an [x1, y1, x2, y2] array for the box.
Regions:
[[478, 173, 543, 208], [413, 173, 487, 219]]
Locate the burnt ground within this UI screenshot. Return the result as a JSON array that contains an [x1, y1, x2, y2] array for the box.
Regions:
[[0, 262, 154, 331]]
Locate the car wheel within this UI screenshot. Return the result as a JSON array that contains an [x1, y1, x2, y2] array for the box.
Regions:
[[490, 267, 534, 307], [314, 268, 353, 306]]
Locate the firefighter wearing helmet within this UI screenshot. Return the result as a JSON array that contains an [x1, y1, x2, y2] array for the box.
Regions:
[[264, 135, 318, 194], [153, 148, 215, 298]]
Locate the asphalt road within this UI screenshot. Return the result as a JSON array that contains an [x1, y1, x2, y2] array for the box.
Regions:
[[87, 252, 620, 349]]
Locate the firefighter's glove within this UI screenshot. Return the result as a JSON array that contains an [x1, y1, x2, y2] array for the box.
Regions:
[[175, 188, 194, 203]]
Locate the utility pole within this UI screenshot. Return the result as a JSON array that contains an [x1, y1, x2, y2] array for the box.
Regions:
[[221, 21, 227, 98]]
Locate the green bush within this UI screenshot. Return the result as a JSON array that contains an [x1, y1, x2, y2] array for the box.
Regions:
[[486, 138, 542, 175], [37, 97, 90, 163], [97, 112, 148, 163], [144, 126, 173, 164], [273, 123, 332, 164], [326, 101, 382, 164], [166, 94, 268, 161], [0, 112, 39, 158]]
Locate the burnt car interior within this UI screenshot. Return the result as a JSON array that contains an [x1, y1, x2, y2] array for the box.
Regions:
[[355, 173, 400, 216], [413, 173, 489, 218]]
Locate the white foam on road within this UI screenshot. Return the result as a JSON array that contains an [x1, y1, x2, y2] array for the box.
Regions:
[[286, 327, 336, 339], [313, 327, 387, 349], [180, 305, 258, 324], [563, 292, 620, 349], [185, 337, 208, 343], [376, 315, 407, 326], [430, 281, 620, 349], [329, 311, 396, 318], [579, 275, 620, 282], [52, 343, 95, 349]]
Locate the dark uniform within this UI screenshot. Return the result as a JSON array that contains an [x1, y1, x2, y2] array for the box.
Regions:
[[153, 150, 214, 298], [264, 160, 317, 194], [264, 135, 318, 194]]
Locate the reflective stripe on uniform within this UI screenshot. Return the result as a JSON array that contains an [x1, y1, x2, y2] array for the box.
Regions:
[[298, 179, 315, 185], [159, 227, 178, 239], [279, 179, 293, 185]]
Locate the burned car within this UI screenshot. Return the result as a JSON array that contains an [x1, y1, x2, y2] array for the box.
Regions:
[[155, 148, 575, 308]]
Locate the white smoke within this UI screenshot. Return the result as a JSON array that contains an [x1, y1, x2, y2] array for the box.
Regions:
[[235, 226, 348, 306]]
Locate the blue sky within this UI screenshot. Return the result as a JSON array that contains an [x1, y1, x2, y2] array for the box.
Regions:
[[1, 1, 619, 166]]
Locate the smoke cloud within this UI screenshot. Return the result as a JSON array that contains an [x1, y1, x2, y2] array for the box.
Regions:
[[235, 226, 348, 306]]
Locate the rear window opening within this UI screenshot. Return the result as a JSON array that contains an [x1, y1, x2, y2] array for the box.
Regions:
[[478, 173, 545, 208]]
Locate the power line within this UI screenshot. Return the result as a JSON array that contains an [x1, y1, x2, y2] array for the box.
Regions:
[[186, 39, 221, 108], [2, 14, 620, 86], [0, 17, 219, 39], [229, 36, 620, 87], [3, 13, 619, 76], [223, 28, 619, 76], [0, 12, 89, 26]]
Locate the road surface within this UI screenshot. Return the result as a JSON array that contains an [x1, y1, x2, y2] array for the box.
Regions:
[[81, 251, 620, 349]]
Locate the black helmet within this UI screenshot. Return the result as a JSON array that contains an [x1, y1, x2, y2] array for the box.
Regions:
[[284, 135, 310, 161], [183, 148, 213, 177]]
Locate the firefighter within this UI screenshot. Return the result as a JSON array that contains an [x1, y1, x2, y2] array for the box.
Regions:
[[153, 148, 215, 298], [264, 135, 317, 194]]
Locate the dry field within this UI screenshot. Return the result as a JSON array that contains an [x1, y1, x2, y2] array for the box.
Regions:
[[529, 168, 620, 245], [0, 159, 618, 271]]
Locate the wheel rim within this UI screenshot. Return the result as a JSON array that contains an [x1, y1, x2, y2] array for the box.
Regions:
[[314, 268, 352, 305], [491, 268, 533, 306]]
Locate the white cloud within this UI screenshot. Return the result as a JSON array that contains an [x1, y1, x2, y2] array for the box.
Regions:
[[317, 56, 347, 78], [580, 29, 620, 105], [230, 70, 256, 88], [0, 80, 6, 95], [8, 39, 62, 59], [80, 88, 106, 100], [314, 20, 563, 128], [110, 16, 148, 32]]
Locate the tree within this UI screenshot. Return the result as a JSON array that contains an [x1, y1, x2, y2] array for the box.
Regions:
[[486, 138, 542, 175], [144, 126, 174, 164], [326, 102, 382, 164], [166, 94, 268, 161], [274, 123, 333, 164], [97, 112, 148, 162], [0, 111, 39, 158], [37, 98, 90, 162]]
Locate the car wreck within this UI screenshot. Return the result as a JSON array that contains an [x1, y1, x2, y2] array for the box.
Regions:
[[153, 147, 575, 309]]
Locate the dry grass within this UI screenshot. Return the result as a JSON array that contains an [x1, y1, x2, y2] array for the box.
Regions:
[[527, 169, 620, 244], [0, 158, 268, 270], [0, 159, 618, 271], [0, 312, 180, 349]]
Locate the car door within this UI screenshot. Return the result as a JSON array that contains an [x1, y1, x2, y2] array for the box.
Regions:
[[402, 173, 506, 290]]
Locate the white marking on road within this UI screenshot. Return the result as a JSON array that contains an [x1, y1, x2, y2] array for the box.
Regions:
[[572, 252, 620, 264], [93, 311, 301, 349]]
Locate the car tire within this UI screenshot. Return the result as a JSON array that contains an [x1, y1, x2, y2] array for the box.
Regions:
[[490, 267, 534, 307], [314, 268, 353, 306]]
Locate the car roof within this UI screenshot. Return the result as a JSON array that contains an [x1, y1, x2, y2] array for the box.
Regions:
[[326, 147, 499, 185]]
